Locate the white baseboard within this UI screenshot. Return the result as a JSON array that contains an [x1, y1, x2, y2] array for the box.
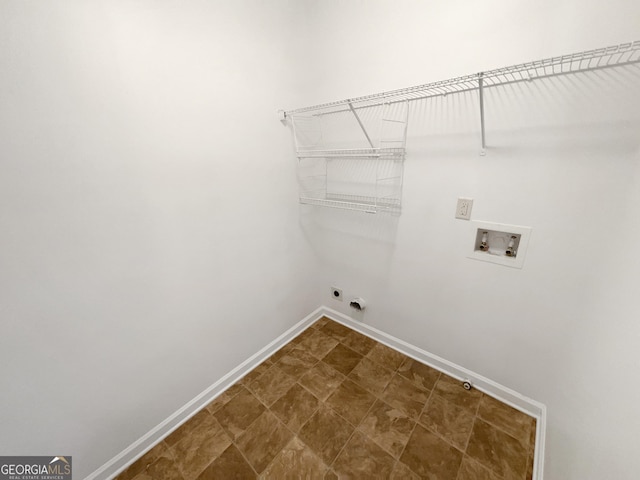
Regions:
[[319, 306, 546, 480], [85, 307, 324, 480], [88, 305, 546, 480]]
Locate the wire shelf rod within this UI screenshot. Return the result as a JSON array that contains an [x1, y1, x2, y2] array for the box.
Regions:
[[283, 40, 640, 117], [297, 153, 403, 158], [300, 58, 640, 118], [300, 197, 392, 211]]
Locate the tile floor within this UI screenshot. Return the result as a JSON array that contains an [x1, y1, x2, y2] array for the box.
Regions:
[[116, 317, 536, 480]]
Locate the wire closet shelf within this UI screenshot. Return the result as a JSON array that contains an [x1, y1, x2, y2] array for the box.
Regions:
[[283, 40, 640, 215], [291, 100, 409, 215], [284, 40, 640, 116]]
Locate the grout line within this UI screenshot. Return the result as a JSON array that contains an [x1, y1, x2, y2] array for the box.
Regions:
[[417, 382, 436, 423], [266, 327, 347, 475], [479, 417, 534, 450], [464, 416, 510, 480], [462, 388, 483, 452], [474, 401, 536, 450], [316, 331, 404, 473], [232, 438, 261, 478], [395, 411, 420, 477], [326, 422, 357, 472], [464, 414, 479, 455], [233, 386, 281, 478], [387, 371, 438, 479]]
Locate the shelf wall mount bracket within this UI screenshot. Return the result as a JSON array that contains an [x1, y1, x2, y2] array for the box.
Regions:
[[478, 72, 487, 156], [348, 100, 375, 149]]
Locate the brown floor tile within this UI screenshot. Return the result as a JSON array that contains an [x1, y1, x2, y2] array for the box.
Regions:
[[457, 455, 502, 480], [261, 437, 328, 479], [420, 394, 475, 450], [275, 348, 319, 379], [117, 441, 174, 480], [298, 405, 355, 465], [268, 343, 296, 363], [332, 431, 396, 478], [381, 374, 430, 419], [321, 343, 363, 376], [163, 412, 207, 448], [433, 374, 483, 412], [213, 387, 265, 440], [239, 363, 271, 387], [526, 453, 534, 480], [167, 411, 232, 480], [326, 379, 376, 426], [390, 460, 420, 480], [138, 456, 184, 480], [129, 472, 151, 480], [291, 328, 317, 345], [341, 331, 377, 356], [311, 316, 330, 330], [319, 320, 352, 340], [248, 365, 296, 406], [298, 361, 345, 401], [357, 399, 415, 458], [196, 444, 256, 479], [263, 356, 274, 366], [294, 329, 339, 360], [366, 343, 407, 371], [205, 383, 244, 415], [347, 357, 394, 396], [467, 418, 528, 479], [270, 383, 320, 433], [400, 424, 463, 480], [129, 473, 150, 480], [478, 395, 536, 448], [236, 411, 293, 474], [398, 358, 441, 392]]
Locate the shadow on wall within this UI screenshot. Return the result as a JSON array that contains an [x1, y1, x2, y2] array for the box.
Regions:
[[484, 64, 640, 142], [299, 205, 400, 278], [405, 61, 640, 151]]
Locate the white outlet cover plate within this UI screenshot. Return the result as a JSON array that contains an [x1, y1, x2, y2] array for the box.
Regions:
[[468, 221, 532, 269], [455, 198, 473, 220], [330, 287, 343, 301]]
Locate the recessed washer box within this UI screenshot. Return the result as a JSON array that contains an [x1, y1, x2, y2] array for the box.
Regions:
[[468, 221, 532, 269]]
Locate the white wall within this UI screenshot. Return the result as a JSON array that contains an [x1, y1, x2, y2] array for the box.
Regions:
[[299, 1, 640, 479], [0, 1, 321, 477]]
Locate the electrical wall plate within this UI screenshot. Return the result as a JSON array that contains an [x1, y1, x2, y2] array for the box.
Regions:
[[455, 197, 474, 220], [467, 221, 532, 269], [330, 286, 343, 301]]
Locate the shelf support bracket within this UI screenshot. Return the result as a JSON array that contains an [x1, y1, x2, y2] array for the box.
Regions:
[[478, 72, 487, 156], [348, 101, 375, 148]]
